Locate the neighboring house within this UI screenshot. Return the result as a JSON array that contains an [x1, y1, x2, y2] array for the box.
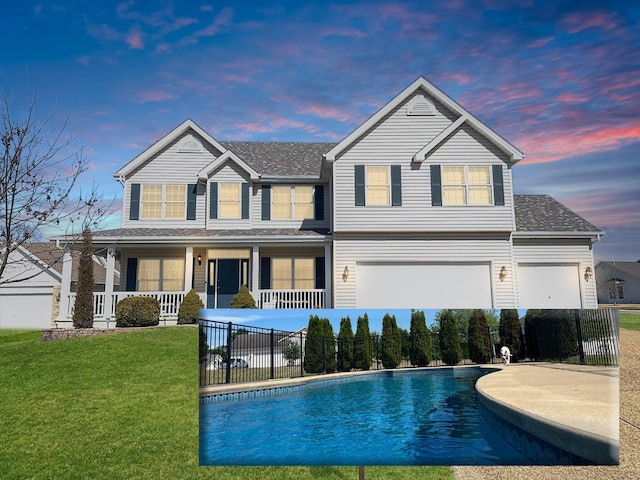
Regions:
[[0, 243, 120, 328], [51, 77, 603, 327], [226, 327, 307, 368], [595, 261, 640, 304]]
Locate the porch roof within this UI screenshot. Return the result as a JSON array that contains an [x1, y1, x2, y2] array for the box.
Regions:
[[87, 227, 331, 244]]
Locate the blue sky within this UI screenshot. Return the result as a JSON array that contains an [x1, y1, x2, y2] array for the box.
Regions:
[[2, 0, 638, 261], [199, 308, 528, 333]]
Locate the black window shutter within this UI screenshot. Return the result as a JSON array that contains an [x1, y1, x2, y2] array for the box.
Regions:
[[129, 183, 140, 220], [391, 165, 402, 206], [492, 165, 505, 206], [430, 165, 442, 206], [314, 185, 325, 220], [241, 183, 250, 219], [260, 257, 271, 289], [187, 183, 197, 220], [261, 185, 271, 220], [354, 165, 365, 206], [125, 258, 138, 291], [209, 182, 218, 219], [315, 257, 325, 289]]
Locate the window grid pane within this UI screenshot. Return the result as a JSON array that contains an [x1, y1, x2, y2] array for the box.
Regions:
[[272, 258, 292, 289], [219, 183, 241, 218], [469, 186, 492, 205], [468, 166, 490, 185], [442, 167, 465, 185], [293, 258, 314, 289], [294, 186, 314, 219], [367, 167, 390, 205], [141, 185, 163, 219], [138, 259, 160, 291], [272, 186, 292, 219], [443, 186, 466, 205]]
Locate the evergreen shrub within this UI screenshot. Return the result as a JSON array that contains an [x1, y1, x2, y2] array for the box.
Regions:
[[467, 309, 491, 364], [229, 285, 257, 308], [381, 313, 401, 368], [115, 296, 161, 327], [72, 230, 95, 329], [337, 316, 355, 372], [354, 313, 373, 370], [409, 310, 432, 367], [177, 289, 204, 324], [439, 309, 462, 365]]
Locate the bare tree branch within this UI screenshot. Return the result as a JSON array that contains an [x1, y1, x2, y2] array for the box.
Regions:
[[0, 90, 112, 285]]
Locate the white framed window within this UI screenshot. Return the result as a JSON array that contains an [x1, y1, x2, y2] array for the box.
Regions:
[[219, 183, 241, 219], [272, 185, 314, 220], [442, 166, 492, 206], [138, 258, 184, 292], [366, 166, 390, 206], [271, 258, 315, 290], [141, 184, 186, 219]]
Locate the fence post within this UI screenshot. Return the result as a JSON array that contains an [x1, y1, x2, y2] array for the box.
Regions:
[[226, 322, 233, 384], [574, 309, 585, 365], [270, 328, 275, 380], [300, 331, 305, 377]]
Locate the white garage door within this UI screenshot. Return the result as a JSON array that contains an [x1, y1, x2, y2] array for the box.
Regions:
[[517, 264, 581, 308], [355, 263, 492, 308], [0, 289, 54, 329]]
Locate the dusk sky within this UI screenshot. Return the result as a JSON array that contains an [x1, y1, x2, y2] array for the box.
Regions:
[[2, 0, 638, 261]]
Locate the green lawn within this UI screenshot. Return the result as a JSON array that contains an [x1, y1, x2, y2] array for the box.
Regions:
[[620, 311, 640, 331], [0, 327, 452, 480]]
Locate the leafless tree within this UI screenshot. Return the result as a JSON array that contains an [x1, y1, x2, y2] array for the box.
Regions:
[[0, 91, 108, 285]]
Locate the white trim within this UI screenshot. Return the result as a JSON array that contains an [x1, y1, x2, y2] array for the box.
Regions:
[[197, 150, 260, 181], [413, 114, 468, 162]]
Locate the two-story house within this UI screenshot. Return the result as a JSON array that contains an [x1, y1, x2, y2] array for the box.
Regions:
[[53, 77, 602, 327]]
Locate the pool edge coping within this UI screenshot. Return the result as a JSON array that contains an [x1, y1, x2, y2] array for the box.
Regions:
[[475, 366, 619, 465]]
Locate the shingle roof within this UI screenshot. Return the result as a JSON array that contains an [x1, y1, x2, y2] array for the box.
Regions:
[[90, 227, 330, 239], [596, 261, 640, 281], [220, 141, 337, 177], [514, 195, 602, 233]]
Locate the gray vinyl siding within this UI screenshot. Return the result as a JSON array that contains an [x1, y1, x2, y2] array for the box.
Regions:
[[333, 96, 515, 233], [332, 233, 515, 308], [512, 238, 597, 308], [123, 132, 220, 229], [207, 162, 251, 230]]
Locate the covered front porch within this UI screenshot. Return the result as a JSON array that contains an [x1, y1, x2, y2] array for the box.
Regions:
[[54, 232, 332, 328]]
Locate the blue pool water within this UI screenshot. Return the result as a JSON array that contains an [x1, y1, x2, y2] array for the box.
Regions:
[[199, 368, 534, 465]]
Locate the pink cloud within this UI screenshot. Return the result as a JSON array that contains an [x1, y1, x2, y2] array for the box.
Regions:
[[562, 10, 620, 34], [135, 89, 177, 103], [222, 74, 251, 84], [297, 104, 354, 122], [557, 92, 590, 103], [126, 26, 144, 49], [441, 72, 474, 85], [76, 55, 91, 66], [320, 27, 368, 38], [528, 36, 554, 48]]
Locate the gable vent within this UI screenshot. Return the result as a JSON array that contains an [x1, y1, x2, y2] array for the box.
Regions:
[[177, 134, 205, 153], [406, 95, 436, 116]]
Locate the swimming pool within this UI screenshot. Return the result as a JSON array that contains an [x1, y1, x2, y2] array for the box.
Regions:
[[199, 367, 536, 465]]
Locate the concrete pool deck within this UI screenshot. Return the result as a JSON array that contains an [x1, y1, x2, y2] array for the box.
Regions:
[[476, 363, 619, 465]]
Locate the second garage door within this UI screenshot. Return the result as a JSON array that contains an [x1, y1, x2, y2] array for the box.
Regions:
[[517, 263, 582, 308], [355, 263, 493, 308]]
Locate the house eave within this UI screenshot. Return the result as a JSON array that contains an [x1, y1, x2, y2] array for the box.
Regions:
[[512, 231, 604, 240]]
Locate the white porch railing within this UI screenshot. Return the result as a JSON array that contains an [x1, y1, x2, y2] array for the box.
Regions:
[[256, 289, 325, 309], [66, 291, 186, 320]]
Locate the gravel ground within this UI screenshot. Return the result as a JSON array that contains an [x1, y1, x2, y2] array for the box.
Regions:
[[453, 328, 640, 480]]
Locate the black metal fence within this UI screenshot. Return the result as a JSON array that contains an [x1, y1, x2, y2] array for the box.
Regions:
[[525, 309, 619, 366]]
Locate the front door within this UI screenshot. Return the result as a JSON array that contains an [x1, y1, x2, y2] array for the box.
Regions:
[[207, 259, 241, 308]]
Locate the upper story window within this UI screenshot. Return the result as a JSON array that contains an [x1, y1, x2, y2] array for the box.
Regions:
[[354, 165, 402, 207], [366, 166, 390, 206], [141, 184, 186, 219], [219, 183, 241, 218], [442, 166, 492, 206], [272, 185, 314, 220]]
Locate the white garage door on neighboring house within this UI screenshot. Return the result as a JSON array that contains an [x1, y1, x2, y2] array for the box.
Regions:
[[517, 263, 582, 308], [0, 287, 54, 329], [355, 263, 493, 308]]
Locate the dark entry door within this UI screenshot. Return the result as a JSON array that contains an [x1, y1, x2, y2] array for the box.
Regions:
[[207, 259, 241, 308]]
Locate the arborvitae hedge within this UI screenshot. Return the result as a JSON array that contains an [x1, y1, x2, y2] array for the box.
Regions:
[[354, 313, 373, 370], [439, 309, 462, 365], [304, 315, 324, 373], [199, 325, 208, 364], [337, 316, 355, 372], [177, 289, 204, 324], [410, 310, 432, 366], [381, 313, 402, 368], [229, 284, 257, 308], [468, 309, 491, 364], [72, 229, 95, 329], [499, 309, 525, 362], [321, 318, 336, 373], [524, 309, 543, 360]]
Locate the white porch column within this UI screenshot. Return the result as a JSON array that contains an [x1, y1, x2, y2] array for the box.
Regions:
[[324, 242, 332, 309], [56, 246, 73, 327], [252, 245, 260, 297], [185, 246, 194, 291], [103, 247, 116, 327]]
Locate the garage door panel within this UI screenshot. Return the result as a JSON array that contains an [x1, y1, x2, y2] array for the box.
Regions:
[[517, 264, 581, 308], [355, 263, 492, 308]]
